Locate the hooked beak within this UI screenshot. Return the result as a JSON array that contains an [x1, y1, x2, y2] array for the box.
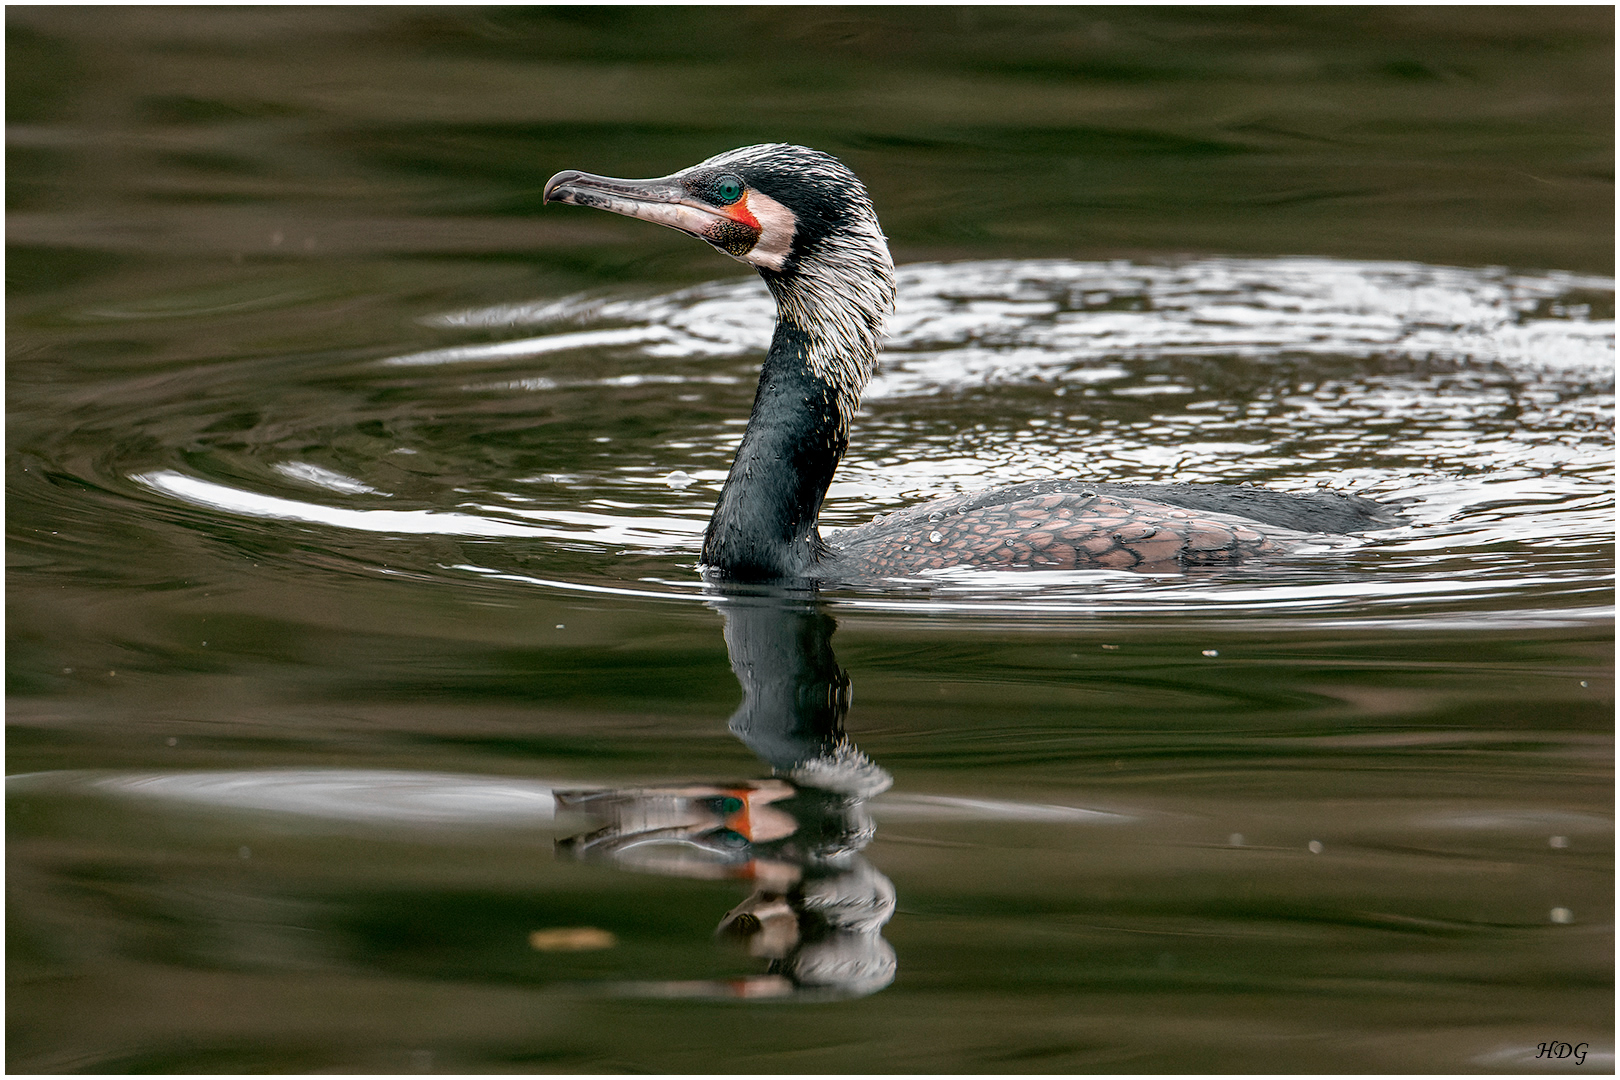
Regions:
[[543, 169, 761, 257]]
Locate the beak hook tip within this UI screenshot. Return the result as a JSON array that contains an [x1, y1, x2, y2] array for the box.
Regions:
[[542, 170, 580, 205]]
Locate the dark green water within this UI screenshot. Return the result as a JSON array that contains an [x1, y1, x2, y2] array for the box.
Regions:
[[7, 7, 1613, 1074]]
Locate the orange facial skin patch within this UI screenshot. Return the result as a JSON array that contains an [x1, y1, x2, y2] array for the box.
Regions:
[[725, 192, 761, 230], [734, 187, 797, 271]]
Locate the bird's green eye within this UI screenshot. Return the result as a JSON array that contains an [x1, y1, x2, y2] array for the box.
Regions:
[[714, 176, 744, 204]]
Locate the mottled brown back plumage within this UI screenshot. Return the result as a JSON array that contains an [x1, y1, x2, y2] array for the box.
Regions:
[[826, 490, 1288, 578]]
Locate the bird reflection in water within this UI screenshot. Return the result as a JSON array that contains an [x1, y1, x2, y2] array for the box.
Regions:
[[556, 595, 897, 1000]]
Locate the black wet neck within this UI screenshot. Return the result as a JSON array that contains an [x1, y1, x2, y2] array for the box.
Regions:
[[702, 321, 850, 581]]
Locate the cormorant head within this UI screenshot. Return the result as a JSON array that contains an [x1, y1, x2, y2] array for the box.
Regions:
[[545, 144, 896, 394]]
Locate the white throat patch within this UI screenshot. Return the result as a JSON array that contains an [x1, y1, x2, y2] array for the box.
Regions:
[[739, 189, 796, 272]]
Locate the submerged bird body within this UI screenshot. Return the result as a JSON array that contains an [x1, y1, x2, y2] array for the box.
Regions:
[[543, 144, 1399, 584]]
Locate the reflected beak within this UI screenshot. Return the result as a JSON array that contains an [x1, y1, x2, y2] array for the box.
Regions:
[[543, 169, 760, 255]]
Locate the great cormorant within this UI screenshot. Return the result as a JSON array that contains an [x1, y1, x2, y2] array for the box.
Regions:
[[543, 144, 1400, 583]]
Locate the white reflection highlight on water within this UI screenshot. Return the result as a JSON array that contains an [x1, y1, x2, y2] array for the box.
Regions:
[[382, 326, 677, 366], [414, 257, 1614, 381], [271, 461, 388, 496], [135, 470, 552, 536], [134, 470, 706, 545], [9, 769, 559, 826], [869, 794, 1131, 824], [6, 770, 1143, 830], [446, 562, 1613, 628]]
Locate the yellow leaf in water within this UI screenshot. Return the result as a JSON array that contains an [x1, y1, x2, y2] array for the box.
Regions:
[[528, 927, 617, 951]]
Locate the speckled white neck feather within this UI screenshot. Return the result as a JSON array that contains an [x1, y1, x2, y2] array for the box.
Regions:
[[770, 222, 895, 432], [693, 145, 896, 429]]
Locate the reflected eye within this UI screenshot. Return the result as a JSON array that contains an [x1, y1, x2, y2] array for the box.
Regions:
[[714, 176, 744, 204]]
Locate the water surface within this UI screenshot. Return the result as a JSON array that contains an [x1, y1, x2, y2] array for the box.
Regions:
[[7, 7, 1613, 1074]]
